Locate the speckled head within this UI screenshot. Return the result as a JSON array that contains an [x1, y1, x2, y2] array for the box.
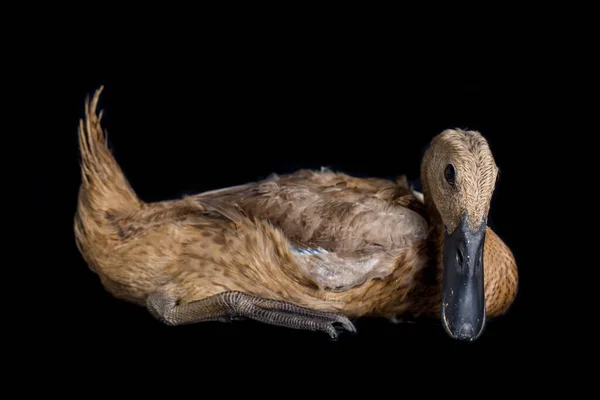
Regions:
[[422, 129, 499, 234], [421, 129, 499, 342]]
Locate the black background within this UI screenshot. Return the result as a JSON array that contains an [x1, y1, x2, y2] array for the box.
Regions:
[[22, 22, 583, 387]]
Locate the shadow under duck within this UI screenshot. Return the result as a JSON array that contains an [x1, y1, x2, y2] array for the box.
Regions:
[[75, 87, 517, 342]]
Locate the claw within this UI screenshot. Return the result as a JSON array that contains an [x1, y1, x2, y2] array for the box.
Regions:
[[337, 318, 357, 334], [322, 317, 356, 340], [324, 325, 340, 340]]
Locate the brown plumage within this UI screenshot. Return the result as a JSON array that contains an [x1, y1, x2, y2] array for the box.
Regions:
[[74, 87, 518, 339]]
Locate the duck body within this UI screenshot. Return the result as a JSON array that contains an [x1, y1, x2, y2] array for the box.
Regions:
[[195, 168, 518, 322], [74, 88, 518, 340]]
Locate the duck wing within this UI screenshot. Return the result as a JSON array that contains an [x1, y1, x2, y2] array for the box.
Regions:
[[195, 169, 429, 291]]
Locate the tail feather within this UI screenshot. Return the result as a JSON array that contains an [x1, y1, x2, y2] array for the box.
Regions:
[[77, 86, 141, 214]]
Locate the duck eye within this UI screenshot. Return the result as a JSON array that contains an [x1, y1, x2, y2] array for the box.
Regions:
[[444, 164, 456, 186]]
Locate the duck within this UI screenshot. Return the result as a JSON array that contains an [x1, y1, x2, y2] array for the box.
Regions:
[[74, 87, 518, 342]]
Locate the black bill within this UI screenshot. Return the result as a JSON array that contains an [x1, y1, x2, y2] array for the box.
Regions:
[[441, 213, 487, 342]]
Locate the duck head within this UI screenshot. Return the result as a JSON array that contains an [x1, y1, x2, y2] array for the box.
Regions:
[[421, 129, 499, 342]]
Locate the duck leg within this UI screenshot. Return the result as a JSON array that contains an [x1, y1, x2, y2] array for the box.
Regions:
[[147, 289, 356, 339]]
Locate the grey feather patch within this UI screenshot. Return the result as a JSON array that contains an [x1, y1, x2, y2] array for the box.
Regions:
[[291, 246, 329, 255], [289, 244, 399, 292]]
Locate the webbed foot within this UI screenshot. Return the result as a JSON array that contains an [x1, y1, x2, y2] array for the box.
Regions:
[[147, 289, 356, 339]]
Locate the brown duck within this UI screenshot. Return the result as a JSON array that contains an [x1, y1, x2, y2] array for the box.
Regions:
[[75, 87, 518, 341]]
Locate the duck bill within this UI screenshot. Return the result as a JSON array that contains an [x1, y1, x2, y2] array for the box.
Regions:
[[441, 213, 486, 342]]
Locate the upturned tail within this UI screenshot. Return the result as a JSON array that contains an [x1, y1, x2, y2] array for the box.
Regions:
[[74, 87, 141, 266]]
